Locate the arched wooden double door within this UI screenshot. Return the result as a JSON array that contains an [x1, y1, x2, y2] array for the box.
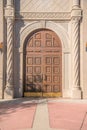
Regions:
[[24, 29, 62, 97]]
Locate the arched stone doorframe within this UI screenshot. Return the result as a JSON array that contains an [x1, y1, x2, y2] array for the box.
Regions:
[[19, 21, 71, 97]]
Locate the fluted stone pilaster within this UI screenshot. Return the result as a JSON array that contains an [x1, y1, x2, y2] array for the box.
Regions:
[[72, 17, 80, 89], [6, 18, 13, 88], [4, 0, 14, 99], [71, 0, 82, 99]]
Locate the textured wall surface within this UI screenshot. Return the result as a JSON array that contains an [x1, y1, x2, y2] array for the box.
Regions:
[[15, 0, 72, 12]]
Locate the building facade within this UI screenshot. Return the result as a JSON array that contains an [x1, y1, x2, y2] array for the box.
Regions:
[[0, 0, 87, 99]]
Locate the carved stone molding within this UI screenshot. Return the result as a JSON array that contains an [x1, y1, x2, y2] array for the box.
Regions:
[[71, 8, 82, 26], [5, 7, 15, 19], [15, 12, 71, 20], [4, 0, 15, 19], [71, 16, 81, 23], [71, 9, 82, 16]]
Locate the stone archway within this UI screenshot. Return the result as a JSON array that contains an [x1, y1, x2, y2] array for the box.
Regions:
[[23, 29, 62, 97], [18, 21, 70, 98]]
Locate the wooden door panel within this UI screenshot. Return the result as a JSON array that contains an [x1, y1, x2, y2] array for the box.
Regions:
[[53, 67, 60, 74], [44, 55, 61, 93], [35, 40, 41, 47], [53, 85, 60, 92], [42, 85, 52, 92], [53, 57, 60, 65], [25, 29, 62, 95], [53, 75, 60, 83], [46, 75, 52, 82], [46, 85, 52, 92], [45, 66, 51, 74], [35, 57, 41, 65], [46, 40, 52, 47], [46, 57, 52, 64], [27, 66, 33, 74], [34, 66, 41, 74], [35, 33, 41, 39], [27, 57, 33, 65]]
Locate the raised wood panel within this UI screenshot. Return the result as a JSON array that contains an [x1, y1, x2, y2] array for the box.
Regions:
[[46, 57, 52, 64], [34, 66, 41, 74], [53, 57, 60, 65], [35, 33, 41, 39], [53, 67, 60, 74], [35, 57, 41, 64], [27, 57, 33, 65], [28, 38, 33, 47], [35, 40, 41, 47]]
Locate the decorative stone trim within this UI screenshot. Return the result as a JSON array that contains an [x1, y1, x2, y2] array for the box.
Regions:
[[15, 12, 71, 20], [71, 8, 82, 22], [5, 7, 14, 19]]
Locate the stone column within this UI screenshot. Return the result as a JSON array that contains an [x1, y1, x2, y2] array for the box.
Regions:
[[71, 0, 82, 98], [4, 0, 14, 99]]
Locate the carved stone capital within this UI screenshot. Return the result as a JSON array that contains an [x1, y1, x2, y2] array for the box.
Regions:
[[71, 16, 81, 23], [5, 7, 15, 19], [7, 0, 14, 6], [71, 8, 82, 22]]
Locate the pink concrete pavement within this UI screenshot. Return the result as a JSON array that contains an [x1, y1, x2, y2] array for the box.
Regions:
[[1, 98, 87, 130], [0, 101, 36, 130], [48, 102, 87, 130]]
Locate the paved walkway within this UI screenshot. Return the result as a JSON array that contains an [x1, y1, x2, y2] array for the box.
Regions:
[[0, 98, 87, 130]]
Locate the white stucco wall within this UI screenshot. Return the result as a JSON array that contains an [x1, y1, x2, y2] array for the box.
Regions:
[[15, 0, 72, 12]]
